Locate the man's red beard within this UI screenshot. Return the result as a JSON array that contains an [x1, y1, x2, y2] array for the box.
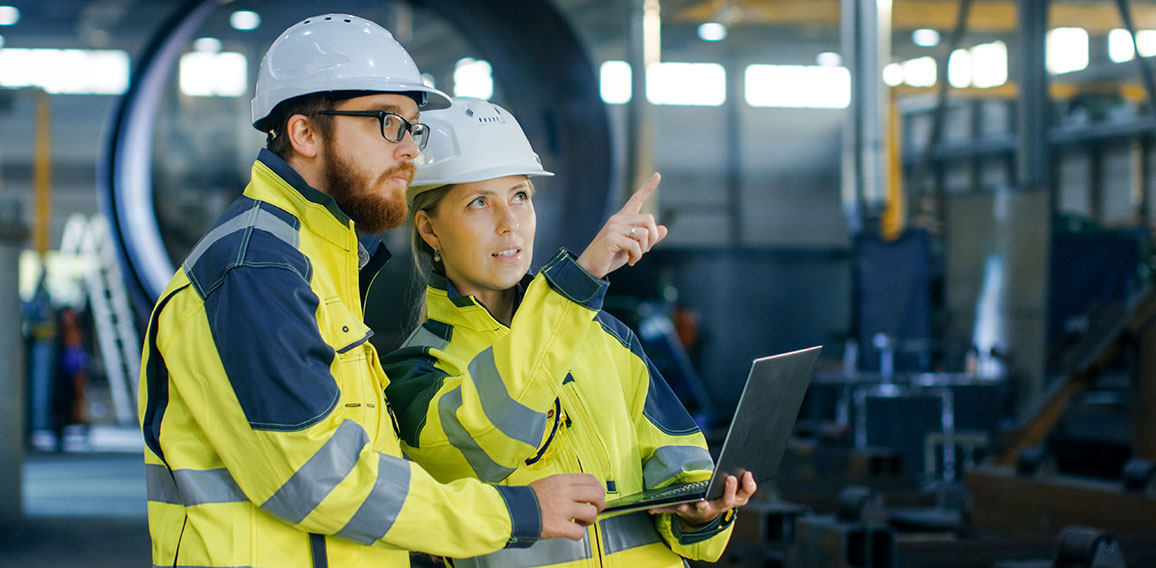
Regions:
[[322, 148, 414, 233]]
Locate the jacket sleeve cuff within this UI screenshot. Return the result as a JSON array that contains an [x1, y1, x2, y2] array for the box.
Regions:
[[540, 248, 609, 311], [672, 509, 736, 545], [494, 485, 541, 549]]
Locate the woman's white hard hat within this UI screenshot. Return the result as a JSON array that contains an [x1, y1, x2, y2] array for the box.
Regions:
[[251, 13, 451, 130], [408, 97, 553, 204]]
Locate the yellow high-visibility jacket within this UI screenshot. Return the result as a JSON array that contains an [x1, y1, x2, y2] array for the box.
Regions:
[[381, 262, 735, 568], [138, 150, 543, 568]]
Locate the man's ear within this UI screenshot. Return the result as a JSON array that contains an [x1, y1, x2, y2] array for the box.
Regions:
[[286, 114, 320, 158], [414, 209, 440, 251]]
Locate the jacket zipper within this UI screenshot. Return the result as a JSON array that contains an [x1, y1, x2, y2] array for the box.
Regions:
[[565, 382, 616, 495]]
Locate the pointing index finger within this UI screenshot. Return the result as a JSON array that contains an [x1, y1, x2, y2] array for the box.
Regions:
[[620, 172, 661, 215]]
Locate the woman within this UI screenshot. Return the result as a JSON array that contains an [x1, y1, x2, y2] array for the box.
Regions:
[[381, 97, 754, 567]]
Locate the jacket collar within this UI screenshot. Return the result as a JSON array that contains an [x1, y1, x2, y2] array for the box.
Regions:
[[426, 272, 532, 331], [255, 149, 352, 224]]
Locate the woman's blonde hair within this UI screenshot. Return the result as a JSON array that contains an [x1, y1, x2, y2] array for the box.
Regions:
[[407, 184, 453, 331]]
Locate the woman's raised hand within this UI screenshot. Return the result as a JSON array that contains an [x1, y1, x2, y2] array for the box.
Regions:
[[577, 173, 668, 279]]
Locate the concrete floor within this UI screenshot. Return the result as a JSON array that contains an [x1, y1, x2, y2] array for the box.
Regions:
[[0, 447, 150, 567]]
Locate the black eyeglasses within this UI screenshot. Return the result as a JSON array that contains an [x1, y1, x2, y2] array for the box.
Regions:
[[317, 110, 431, 149]]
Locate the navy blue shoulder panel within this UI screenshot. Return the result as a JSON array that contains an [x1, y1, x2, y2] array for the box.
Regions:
[[188, 197, 337, 432], [183, 197, 310, 300], [594, 311, 700, 436], [204, 264, 339, 431]]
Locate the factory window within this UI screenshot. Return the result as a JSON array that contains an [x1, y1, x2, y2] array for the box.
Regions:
[[1108, 28, 1156, 62], [599, 60, 725, 106], [179, 52, 247, 97], [948, 49, 971, 88], [600, 60, 631, 104], [647, 62, 726, 106], [453, 58, 493, 100], [970, 41, 1008, 88], [744, 64, 850, 109], [902, 56, 937, 88], [1046, 27, 1088, 74], [0, 48, 128, 95]]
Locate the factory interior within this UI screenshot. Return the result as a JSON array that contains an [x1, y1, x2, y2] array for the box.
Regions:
[[0, 0, 1154, 566]]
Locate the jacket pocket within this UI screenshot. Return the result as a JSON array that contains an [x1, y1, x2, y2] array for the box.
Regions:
[[318, 297, 378, 431]]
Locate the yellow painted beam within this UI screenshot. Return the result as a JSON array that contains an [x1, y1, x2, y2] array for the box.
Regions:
[[34, 89, 51, 257], [670, 0, 1156, 35]]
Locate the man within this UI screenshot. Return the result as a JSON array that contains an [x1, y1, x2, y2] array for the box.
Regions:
[[138, 14, 603, 567]]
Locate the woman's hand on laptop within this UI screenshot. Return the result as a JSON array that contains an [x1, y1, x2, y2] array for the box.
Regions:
[[647, 471, 757, 529]]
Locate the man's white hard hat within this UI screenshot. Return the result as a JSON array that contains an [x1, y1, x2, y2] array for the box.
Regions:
[[408, 97, 554, 203], [251, 13, 450, 130]]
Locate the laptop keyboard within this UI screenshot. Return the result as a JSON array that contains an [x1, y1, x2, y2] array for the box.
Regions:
[[649, 479, 710, 500]]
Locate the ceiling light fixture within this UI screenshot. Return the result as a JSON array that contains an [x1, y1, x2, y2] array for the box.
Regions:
[[698, 22, 727, 41], [229, 10, 260, 31], [0, 6, 19, 26]]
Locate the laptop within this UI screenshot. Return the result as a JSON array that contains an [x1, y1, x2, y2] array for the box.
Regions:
[[602, 346, 821, 514]]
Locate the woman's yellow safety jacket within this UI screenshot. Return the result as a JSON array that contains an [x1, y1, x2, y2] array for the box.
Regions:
[[138, 150, 543, 567], [381, 257, 735, 568]]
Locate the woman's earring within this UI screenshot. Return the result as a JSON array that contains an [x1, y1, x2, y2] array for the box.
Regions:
[[433, 247, 441, 263]]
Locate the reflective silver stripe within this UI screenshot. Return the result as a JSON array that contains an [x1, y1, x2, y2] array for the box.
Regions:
[[261, 420, 368, 524], [183, 203, 299, 272], [601, 511, 663, 554], [404, 324, 450, 351], [469, 347, 547, 448], [146, 464, 247, 505], [642, 446, 714, 489], [145, 463, 181, 504], [439, 386, 517, 482], [173, 468, 246, 505], [335, 453, 411, 544], [457, 531, 591, 568]]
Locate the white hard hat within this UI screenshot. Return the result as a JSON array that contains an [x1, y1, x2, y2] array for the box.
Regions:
[[408, 97, 553, 202], [251, 13, 451, 130]]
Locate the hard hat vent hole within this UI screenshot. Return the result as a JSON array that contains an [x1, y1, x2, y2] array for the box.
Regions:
[[345, 19, 351, 23], [325, 16, 332, 20], [304, 19, 311, 23]]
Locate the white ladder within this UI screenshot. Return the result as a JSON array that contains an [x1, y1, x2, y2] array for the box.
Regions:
[[60, 213, 141, 426]]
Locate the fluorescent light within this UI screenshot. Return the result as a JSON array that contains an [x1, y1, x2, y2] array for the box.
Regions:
[[0, 6, 19, 26], [600, 60, 631, 104], [948, 48, 971, 88], [453, 58, 493, 100], [816, 52, 842, 67], [179, 52, 247, 97], [0, 48, 129, 94], [1046, 27, 1088, 74], [745, 64, 850, 109], [647, 62, 726, 106], [193, 37, 221, 53], [971, 41, 1007, 88], [697, 22, 727, 42], [902, 56, 936, 87], [912, 28, 940, 47], [1109, 28, 1136, 63], [882, 63, 903, 87], [229, 11, 261, 31]]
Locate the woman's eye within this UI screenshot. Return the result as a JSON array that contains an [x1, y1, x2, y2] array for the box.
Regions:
[[468, 197, 486, 209], [512, 191, 530, 203]]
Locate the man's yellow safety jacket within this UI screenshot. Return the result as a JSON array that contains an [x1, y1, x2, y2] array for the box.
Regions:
[[138, 150, 543, 568], [381, 261, 735, 568]]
